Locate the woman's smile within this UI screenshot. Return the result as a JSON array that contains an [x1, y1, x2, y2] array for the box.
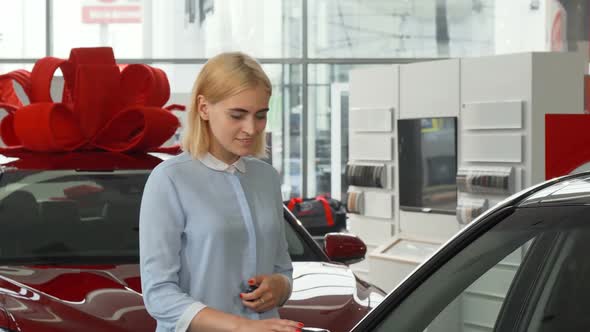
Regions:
[[236, 138, 254, 145]]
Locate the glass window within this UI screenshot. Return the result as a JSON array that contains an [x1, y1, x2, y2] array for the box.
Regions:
[[150, 63, 303, 198], [284, 218, 321, 262], [52, 0, 302, 59], [52, 0, 144, 58], [263, 64, 303, 199], [307, 64, 387, 199], [170, 0, 302, 58], [0, 63, 35, 73], [0, 0, 46, 59], [147, 63, 203, 145], [308, 0, 494, 58], [12, 0, 580, 201], [371, 204, 590, 331], [550, 0, 589, 53]]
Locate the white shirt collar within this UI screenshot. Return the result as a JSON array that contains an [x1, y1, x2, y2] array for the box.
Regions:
[[198, 152, 246, 174]]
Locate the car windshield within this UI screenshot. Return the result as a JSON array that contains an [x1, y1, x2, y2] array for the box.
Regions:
[[370, 204, 590, 332], [0, 170, 319, 265]]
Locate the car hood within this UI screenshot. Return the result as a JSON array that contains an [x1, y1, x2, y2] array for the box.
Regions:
[[280, 262, 385, 331], [0, 264, 151, 332], [0, 262, 384, 332]]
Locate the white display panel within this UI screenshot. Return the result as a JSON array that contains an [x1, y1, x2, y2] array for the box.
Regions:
[[461, 101, 523, 130], [348, 215, 394, 246], [349, 134, 393, 161], [363, 191, 393, 219], [349, 66, 399, 109], [400, 59, 460, 119], [462, 134, 523, 163], [349, 108, 394, 132], [461, 54, 532, 103], [399, 210, 460, 243]]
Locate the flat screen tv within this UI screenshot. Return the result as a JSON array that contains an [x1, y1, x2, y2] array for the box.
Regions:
[[398, 117, 457, 214]]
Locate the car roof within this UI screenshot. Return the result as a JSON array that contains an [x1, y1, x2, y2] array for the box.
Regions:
[[518, 172, 590, 208], [0, 151, 178, 171]]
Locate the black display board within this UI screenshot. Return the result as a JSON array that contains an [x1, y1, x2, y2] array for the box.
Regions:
[[398, 117, 457, 214]]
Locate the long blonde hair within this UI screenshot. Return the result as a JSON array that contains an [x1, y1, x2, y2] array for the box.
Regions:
[[181, 52, 272, 158]]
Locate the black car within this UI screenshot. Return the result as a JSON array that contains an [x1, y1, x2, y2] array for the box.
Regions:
[[353, 171, 590, 332]]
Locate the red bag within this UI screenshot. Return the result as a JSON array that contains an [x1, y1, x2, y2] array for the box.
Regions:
[[285, 195, 347, 236]]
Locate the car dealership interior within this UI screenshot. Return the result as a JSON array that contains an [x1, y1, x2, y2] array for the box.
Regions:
[[2, 1, 590, 332]]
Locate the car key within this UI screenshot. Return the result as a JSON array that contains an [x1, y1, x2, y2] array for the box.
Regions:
[[243, 284, 259, 302]]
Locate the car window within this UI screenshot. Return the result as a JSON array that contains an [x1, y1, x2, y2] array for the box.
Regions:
[[0, 170, 319, 264], [0, 170, 151, 262], [523, 227, 590, 332], [283, 218, 323, 262], [370, 205, 590, 332], [423, 244, 528, 332]]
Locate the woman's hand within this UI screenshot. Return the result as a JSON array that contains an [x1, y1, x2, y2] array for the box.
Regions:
[[236, 318, 303, 332], [188, 307, 303, 332], [240, 274, 290, 312]]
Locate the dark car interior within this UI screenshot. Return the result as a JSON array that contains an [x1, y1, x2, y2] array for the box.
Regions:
[[0, 170, 323, 265], [0, 171, 146, 259], [534, 233, 590, 331]]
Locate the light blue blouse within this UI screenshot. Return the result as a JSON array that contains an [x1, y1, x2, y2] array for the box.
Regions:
[[139, 152, 293, 332]]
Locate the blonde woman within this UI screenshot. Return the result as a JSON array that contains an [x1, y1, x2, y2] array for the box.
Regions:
[[140, 52, 302, 332]]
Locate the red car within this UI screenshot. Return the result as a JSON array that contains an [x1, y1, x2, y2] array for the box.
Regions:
[[0, 151, 384, 332]]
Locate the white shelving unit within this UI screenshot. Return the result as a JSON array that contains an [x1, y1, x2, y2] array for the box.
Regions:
[[397, 58, 461, 244], [347, 52, 585, 300], [452, 52, 584, 332], [347, 66, 399, 281], [458, 52, 584, 215]]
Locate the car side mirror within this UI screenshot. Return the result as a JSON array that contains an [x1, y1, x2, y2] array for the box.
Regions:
[[324, 233, 367, 265]]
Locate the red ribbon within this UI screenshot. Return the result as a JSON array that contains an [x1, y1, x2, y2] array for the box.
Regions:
[[0, 47, 184, 153]]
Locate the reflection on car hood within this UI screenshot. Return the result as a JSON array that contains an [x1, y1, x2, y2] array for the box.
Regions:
[[0, 264, 151, 332], [0, 262, 384, 332], [280, 262, 385, 331]]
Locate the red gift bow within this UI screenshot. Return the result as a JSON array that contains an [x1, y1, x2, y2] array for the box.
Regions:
[[0, 47, 184, 153]]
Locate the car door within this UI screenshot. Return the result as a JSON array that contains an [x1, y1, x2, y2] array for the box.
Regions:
[[353, 203, 590, 332], [495, 206, 590, 332]]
